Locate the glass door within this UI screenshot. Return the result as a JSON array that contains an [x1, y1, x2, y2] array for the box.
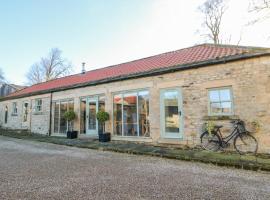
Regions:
[[86, 97, 98, 135], [160, 88, 183, 139]]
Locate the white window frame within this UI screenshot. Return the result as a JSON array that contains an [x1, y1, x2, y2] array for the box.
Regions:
[[52, 99, 74, 134], [12, 102, 18, 115], [112, 89, 150, 137], [35, 99, 43, 112], [208, 87, 234, 116]]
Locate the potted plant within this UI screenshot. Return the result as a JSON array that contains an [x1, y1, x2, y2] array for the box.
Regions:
[[96, 111, 110, 142], [64, 110, 78, 139]]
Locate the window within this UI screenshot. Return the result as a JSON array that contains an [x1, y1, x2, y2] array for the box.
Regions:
[[208, 87, 233, 115], [113, 90, 150, 137], [4, 106, 8, 124], [23, 102, 29, 122], [12, 102, 18, 115], [35, 99, 43, 112], [53, 100, 74, 134]]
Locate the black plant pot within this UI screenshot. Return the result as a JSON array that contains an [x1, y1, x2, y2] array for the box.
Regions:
[[67, 131, 78, 139], [98, 132, 111, 142]]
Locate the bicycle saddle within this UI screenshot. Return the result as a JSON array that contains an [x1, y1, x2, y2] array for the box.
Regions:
[[214, 125, 223, 129]]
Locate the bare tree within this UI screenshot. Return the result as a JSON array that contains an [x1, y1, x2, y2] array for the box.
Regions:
[[0, 68, 5, 83], [249, 0, 270, 24], [27, 48, 73, 85], [198, 0, 227, 44]]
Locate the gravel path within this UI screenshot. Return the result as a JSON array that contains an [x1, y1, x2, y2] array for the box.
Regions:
[[0, 136, 270, 200]]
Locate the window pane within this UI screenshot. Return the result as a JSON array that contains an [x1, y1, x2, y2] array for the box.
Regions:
[[113, 95, 122, 136], [5, 106, 8, 123], [210, 102, 222, 114], [68, 101, 74, 111], [53, 102, 60, 133], [36, 99, 42, 112], [209, 90, 220, 102], [23, 103, 29, 122], [80, 99, 86, 134], [123, 93, 138, 136], [12, 102, 17, 114], [220, 89, 231, 101], [138, 91, 150, 137], [59, 102, 68, 134], [164, 91, 179, 133], [88, 101, 96, 130], [221, 102, 232, 113]]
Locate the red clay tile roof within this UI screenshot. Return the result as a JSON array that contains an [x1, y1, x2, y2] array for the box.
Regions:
[[5, 43, 270, 100]]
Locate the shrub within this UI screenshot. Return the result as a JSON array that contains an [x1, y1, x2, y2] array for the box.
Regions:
[[64, 110, 76, 131], [96, 111, 109, 133], [64, 110, 76, 121], [205, 121, 215, 135], [96, 111, 109, 123]]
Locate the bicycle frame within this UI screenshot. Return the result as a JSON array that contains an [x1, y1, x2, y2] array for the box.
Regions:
[[215, 126, 240, 144]]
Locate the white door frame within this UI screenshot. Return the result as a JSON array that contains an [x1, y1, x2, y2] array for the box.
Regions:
[[160, 88, 184, 139], [86, 97, 99, 135]]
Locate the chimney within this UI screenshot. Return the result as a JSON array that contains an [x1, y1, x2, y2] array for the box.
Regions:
[[81, 62, 86, 74]]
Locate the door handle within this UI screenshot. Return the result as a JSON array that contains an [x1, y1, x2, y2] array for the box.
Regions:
[[178, 111, 182, 116]]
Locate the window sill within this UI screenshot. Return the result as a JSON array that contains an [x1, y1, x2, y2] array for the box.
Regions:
[[203, 115, 239, 121], [33, 112, 44, 115]]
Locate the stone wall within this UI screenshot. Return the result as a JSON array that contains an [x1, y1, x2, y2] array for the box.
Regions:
[[0, 56, 269, 152], [0, 94, 51, 135]]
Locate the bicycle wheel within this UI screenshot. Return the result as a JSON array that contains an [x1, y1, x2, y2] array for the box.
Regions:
[[201, 131, 221, 151], [234, 133, 258, 155]]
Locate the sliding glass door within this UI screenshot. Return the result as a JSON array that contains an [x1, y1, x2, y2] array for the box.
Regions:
[[53, 100, 74, 134], [113, 90, 150, 137]]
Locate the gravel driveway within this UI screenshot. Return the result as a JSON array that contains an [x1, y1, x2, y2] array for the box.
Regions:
[[0, 136, 270, 200]]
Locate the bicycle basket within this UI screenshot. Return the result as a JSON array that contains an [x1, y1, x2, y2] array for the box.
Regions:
[[238, 121, 247, 133]]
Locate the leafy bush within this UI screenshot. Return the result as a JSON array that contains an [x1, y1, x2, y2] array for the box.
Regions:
[[64, 110, 76, 132], [96, 111, 109, 123], [205, 121, 215, 134], [96, 111, 109, 133], [64, 110, 76, 121]]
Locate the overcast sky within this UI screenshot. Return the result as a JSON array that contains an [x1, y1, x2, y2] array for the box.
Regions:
[[0, 0, 269, 85]]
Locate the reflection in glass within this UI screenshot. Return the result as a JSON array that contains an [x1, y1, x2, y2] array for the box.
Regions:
[[53, 102, 60, 133], [209, 90, 219, 102], [88, 101, 96, 130], [53, 100, 74, 134], [60, 102, 68, 133], [80, 99, 86, 134], [113, 91, 150, 137], [113, 95, 122, 135], [164, 91, 179, 133], [123, 93, 138, 136], [23, 103, 29, 122], [138, 91, 150, 137], [209, 88, 232, 115], [4, 106, 8, 124], [220, 89, 231, 101]]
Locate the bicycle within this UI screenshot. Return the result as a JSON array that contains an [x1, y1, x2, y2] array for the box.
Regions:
[[200, 120, 258, 155]]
